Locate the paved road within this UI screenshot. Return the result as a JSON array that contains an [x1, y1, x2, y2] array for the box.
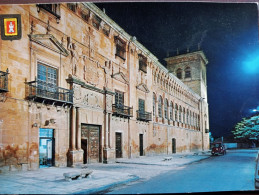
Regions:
[[106, 149, 257, 194]]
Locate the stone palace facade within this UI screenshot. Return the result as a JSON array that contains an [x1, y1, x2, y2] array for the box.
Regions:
[[0, 2, 210, 171]]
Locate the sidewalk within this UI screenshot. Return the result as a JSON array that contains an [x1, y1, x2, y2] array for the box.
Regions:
[[0, 151, 211, 194]]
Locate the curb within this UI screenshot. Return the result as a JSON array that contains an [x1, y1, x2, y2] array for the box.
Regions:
[[76, 175, 140, 194]]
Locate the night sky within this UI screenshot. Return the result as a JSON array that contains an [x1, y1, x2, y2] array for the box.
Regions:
[[96, 2, 259, 138]]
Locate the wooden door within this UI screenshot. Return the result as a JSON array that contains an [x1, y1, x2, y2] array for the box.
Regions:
[[81, 125, 100, 163], [115, 133, 122, 158], [139, 134, 144, 156]]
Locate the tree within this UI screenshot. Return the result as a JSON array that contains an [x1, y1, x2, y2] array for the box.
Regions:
[[232, 115, 259, 147]]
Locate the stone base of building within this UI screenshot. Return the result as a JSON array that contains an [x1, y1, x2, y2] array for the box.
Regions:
[[67, 149, 84, 167], [103, 147, 116, 164]]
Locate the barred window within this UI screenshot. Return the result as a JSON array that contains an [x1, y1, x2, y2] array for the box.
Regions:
[[67, 3, 77, 12], [176, 68, 182, 79], [170, 102, 173, 120], [92, 14, 101, 30], [139, 99, 145, 113], [179, 106, 182, 123], [158, 96, 162, 118], [164, 99, 168, 119], [185, 67, 191, 78], [138, 54, 147, 73], [115, 37, 126, 60], [175, 104, 178, 121], [153, 93, 156, 117]]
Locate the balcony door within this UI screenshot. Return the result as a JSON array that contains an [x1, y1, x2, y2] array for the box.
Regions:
[[37, 63, 57, 94]]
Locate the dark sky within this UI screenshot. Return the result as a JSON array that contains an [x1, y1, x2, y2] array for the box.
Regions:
[[96, 2, 259, 138]]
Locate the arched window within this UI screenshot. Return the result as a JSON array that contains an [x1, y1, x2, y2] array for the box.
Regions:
[[170, 102, 173, 120], [179, 106, 182, 123], [185, 67, 191, 78], [176, 68, 182, 79], [164, 99, 168, 119], [153, 93, 156, 117], [158, 96, 162, 118], [175, 104, 178, 122]]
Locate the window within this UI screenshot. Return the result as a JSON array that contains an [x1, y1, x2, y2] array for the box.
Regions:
[[186, 110, 189, 125], [179, 106, 182, 123], [158, 96, 162, 118], [175, 104, 178, 121], [170, 102, 173, 120], [67, 3, 77, 12], [115, 90, 124, 106], [81, 9, 89, 21], [115, 37, 126, 60], [190, 111, 192, 126], [37, 4, 60, 19], [164, 99, 168, 119], [153, 93, 156, 117], [183, 108, 185, 124], [103, 23, 110, 37], [37, 63, 57, 92], [176, 68, 182, 79], [185, 67, 191, 78], [139, 99, 145, 113], [138, 54, 147, 73], [92, 14, 101, 30]]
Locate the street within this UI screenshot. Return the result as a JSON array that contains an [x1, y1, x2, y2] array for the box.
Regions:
[[105, 149, 257, 194]]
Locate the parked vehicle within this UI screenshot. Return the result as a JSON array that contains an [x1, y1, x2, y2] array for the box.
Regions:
[[211, 142, 226, 155]]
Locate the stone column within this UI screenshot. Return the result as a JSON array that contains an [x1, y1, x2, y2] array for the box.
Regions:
[[71, 107, 76, 150], [76, 107, 81, 150]]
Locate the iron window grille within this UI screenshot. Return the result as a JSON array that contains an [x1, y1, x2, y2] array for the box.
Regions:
[[0, 69, 9, 92], [115, 37, 126, 60], [37, 4, 61, 20], [138, 54, 147, 73], [92, 14, 101, 30], [67, 3, 77, 12]]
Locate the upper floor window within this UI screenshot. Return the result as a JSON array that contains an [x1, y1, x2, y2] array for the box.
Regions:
[[185, 67, 191, 78], [67, 3, 77, 12], [183, 108, 185, 124], [153, 93, 156, 117], [164, 99, 168, 119], [138, 99, 145, 113], [92, 14, 101, 30], [37, 4, 61, 19], [158, 96, 163, 118], [186, 110, 189, 125], [175, 104, 178, 121], [138, 54, 147, 73], [37, 63, 57, 92], [176, 68, 182, 79], [81, 9, 90, 22], [115, 37, 126, 60], [179, 106, 182, 123], [103, 23, 110, 37], [170, 102, 173, 120], [115, 90, 124, 106]]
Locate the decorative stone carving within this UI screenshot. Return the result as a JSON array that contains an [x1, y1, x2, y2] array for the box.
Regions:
[[111, 72, 129, 84], [67, 37, 79, 76], [136, 83, 150, 93]]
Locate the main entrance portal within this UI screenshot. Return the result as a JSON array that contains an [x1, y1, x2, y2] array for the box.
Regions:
[[81, 124, 100, 163]]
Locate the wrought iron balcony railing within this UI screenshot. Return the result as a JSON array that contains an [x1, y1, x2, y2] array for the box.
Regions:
[[136, 110, 152, 122], [112, 104, 133, 118], [0, 69, 9, 92], [26, 79, 73, 105]]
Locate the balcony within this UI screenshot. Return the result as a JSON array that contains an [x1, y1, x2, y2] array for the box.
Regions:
[[26, 80, 73, 105], [112, 104, 133, 118], [137, 110, 152, 122], [0, 69, 9, 92]]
